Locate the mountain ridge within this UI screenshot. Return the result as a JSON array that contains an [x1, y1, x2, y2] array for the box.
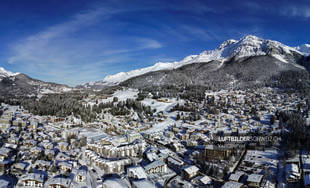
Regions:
[[0, 69, 72, 96], [82, 35, 309, 88], [1, 35, 310, 93], [120, 55, 310, 91]]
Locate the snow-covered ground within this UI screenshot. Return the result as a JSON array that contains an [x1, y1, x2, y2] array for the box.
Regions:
[[85, 88, 139, 107], [79, 128, 107, 140], [141, 98, 179, 113], [102, 88, 138, 103]]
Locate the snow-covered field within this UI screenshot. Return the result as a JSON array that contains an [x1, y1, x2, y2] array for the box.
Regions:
[[101, 88, 138, 103], [79, 128, 107, 139], [85, 88, 139, 106], [141, 98, 179, 113]]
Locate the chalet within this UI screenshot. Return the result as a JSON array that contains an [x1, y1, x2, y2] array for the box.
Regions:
[[0, 160, 10, 172], [42, 141, 54, 150], [58, 142, 69, 152], [24, 140, 38, 147], [127, 166, 147, 180], [191, 175, 212, 187], [182, 165, 199, 180], [229, 171, 246, 182], [19, 173, 45, 187], [0, 147, 11, 161], [58, 161, 73, 172], [46, 177, 72, 188], [35, 160, 52, 170], [7, 136, 19, 145], [12, 162, 28, 174], [45, 149, 55, 160], [31, 146, 43, 156], [75, 169, 87, 183], [247, 174, 263, 187], [56, 152, 70, 161], [222, 181, 244, 188]]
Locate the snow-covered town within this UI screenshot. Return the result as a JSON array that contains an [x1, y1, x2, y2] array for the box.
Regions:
[[1, 1, 310, 187], [0, 86, 310, 188]]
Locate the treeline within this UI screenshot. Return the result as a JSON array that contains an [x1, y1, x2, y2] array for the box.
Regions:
[[135, 85, 207, 103], [268, 70, 310, 94], [92, 98, 154, 118], [0, 91, 154, 123], [171, 102, 197, 112], [276, 110, 310, 150]]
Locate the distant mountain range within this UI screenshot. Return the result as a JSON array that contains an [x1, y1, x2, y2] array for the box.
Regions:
[[0, 69, 72, 97], [1, 35, 310, 95], [80, 35, 310, 89]]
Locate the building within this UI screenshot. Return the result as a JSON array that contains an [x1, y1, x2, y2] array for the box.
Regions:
[[19, 173, 45, 187], [285, 163, 300, 183], [229, 171, 246, 182], [167, 156, 184, 173], [12, 162, 28, 174], [58, 142, 69, 152], [62, 128, 79, 139], [144, 160, 167, 174], [247, 174, 264, 187], [12, 118, 27, 127], [75, 169, 87, 183], [35, 160, 52, 170], [203, 145, 235, 160], [46, 177, 72, 188], [87, 140, 146, 159], [222, 181, 244, 188], [126, 132, 142, 143], [85, 150, 132, 174], [102, 178, 130, 188], [132, 180, 156, 188], [127, 166, 147, 180], [57, 161, 73, 172], [191, 175, 212, 187], [182, 165, 200, 180], [0, 147, 11, 161]]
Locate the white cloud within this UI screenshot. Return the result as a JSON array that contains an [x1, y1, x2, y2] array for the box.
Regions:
[[281, 6, 310, 18], [7, 5, 162, 86]]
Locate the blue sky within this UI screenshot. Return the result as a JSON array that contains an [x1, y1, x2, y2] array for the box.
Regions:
[[0, 0, 309, 86]]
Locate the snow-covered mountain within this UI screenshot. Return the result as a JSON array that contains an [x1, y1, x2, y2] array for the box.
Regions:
[[0, 67, 19, 81], [83, 35, 307, 88], [0, 67, 72, 96], [295, 44, 310, 55]]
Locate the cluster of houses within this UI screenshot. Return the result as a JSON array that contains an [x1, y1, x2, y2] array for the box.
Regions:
[[0, 104, 92, 188], [0, 86, 308, 187]]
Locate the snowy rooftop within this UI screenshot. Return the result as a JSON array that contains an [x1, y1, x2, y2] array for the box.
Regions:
[[247, 174, 263, 183], [183, 165, 199, 174]]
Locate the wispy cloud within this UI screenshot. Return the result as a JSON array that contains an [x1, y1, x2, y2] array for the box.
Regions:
[[241, 1, 310, 19], [281, 6, 310, 18], [7, 4, 162, 86]]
